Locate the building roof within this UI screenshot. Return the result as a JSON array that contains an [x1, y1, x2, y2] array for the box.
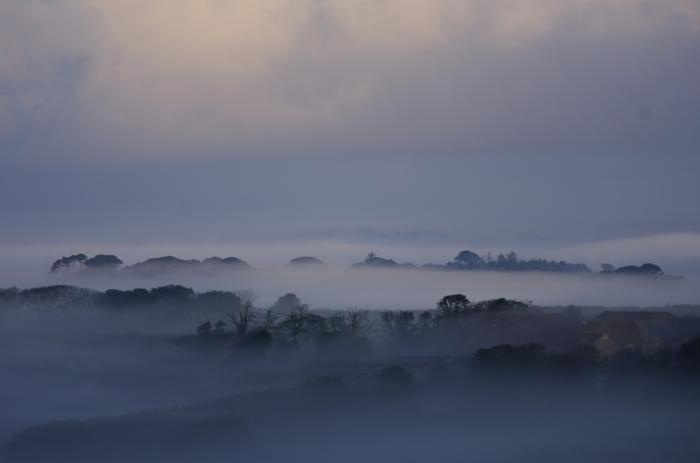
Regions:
[[583, 320, 645, 347]]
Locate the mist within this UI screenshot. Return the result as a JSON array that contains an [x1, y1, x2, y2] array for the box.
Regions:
[[20, 266, 696, 310], [3, 285, 700, 462], [2, 237, 700, 308], [2, 1, 700, 461]]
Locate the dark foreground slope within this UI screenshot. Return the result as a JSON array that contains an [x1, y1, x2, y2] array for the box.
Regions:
[[4, 366, 700, 463]]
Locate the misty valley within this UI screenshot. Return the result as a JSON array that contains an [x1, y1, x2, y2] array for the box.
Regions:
[[2, 262, 700, 462], [3, 1, 700, 459]]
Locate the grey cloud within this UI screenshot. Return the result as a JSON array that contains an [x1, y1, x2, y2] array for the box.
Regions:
[[0, 1, 698, 280], [0, 1, 698, 160]]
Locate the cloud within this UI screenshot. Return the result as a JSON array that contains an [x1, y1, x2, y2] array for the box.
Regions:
[[1, 0, 699, 161]]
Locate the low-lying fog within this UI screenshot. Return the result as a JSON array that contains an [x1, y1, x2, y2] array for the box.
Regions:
[[2, 239, 699, 308], [0, 331, 272, 451], [32, 266, 698, 309], [2, 311, 700, 462], [0, 254, 700, 309], [2, 241, 700, 462]]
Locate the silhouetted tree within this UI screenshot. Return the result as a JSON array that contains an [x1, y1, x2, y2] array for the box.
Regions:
[[601, 263, 615, 273], [615, 263, 664, 276], [437, 294, 471, 320], [262, 309, 278, 330], [271, 293, 302, 314], [102, 288, 156, 307], [451, 250, 485, 268], [471, 298, 528, 312], [278, 303, 325, 343], [418, 311, 435, 331], [346, 309, 371, 337], [640, 263, 663, 275], [151, 285, 195, 307], [380, 310, 415, 337], [229, 289, 257, 335], [327, 313, 348, 333], [213, 320, 227, 335], [279, 304, 307, 341], [289, 256, 324, 266], [84, 254, 123, 269], [50, 254, 87, 272]]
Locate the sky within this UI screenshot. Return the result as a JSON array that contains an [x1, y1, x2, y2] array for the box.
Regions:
[[1, 1, 699, 272]]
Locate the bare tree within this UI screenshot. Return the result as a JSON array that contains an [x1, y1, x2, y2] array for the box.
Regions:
[[346, 308, 371, 337], [380, 310, 415, 337], [327, 312, 348, 333], [262, 309, 278, 330], [276, 303, 308, 341], [229, 289, 257, 336], [279, 303, 325, 342], [418, 311, 436, 331]]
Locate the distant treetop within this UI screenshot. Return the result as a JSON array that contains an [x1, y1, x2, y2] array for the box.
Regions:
[[84, 254, 123, 268], [50, 254, 88, 272], [50, 253, 250, 275], [50, 253, 122, 273], [444, 249, 589, 273], [352, 252, 416, 268], [289, 256, 325, 266], [452, 250, 486, 268], [614, 263, 664, 276]]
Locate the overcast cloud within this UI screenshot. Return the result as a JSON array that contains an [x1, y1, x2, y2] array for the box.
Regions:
[[1, 1, 699, 271], [2, 0, 699, 159]]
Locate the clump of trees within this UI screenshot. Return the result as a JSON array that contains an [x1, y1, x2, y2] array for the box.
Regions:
[[377, 294, 529, 342], [613, 263, 663, 276], [0, 284, 247, 323], [0, 285, 97, 320], [596, 262, 680, 280], [380, 310, 416, 337], [191, 291, 535, 357], [473, 337, 700, 377], [372, 294, 532, 356], [101, 285, 241, 312], [193, 292, 373, 354], [229, 290, 257, 335], [49, 254, 123, 273], [445, 250, 590, 273], [289, 256, 324, 266], [437, 294, 471, 320], [352, 252, 416, 268], [192, 291, 530, 350]]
